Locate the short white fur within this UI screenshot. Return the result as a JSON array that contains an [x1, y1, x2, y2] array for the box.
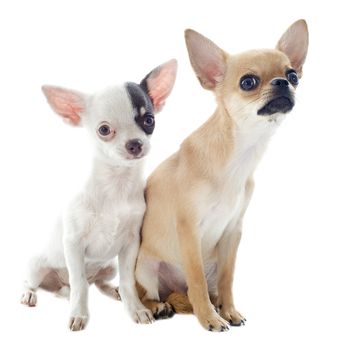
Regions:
[[20, 59, 178, 331]]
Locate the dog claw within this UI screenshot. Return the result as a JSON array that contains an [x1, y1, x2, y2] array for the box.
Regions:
[[21, 291, 37, 307], [131, 308, 154, 324], [229, 319, 245, 327], [204, 313, 229, 332], [69, 316, 88, 331]]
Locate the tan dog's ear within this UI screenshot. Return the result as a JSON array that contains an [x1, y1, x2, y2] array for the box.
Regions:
[[276, 19, 309, 77], [185, 29, 227, 90]]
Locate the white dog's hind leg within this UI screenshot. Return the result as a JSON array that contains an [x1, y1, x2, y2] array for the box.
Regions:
[[21, 255, 49, 307], [55, 286, 71, 299], [95, 281, 121, 301], [94, 263, 121, 301]]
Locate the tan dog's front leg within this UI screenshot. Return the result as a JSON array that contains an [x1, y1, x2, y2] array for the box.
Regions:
[[177, 215, 229, 332], [216, 224, 245, 326], [216, 180, 254, 326]]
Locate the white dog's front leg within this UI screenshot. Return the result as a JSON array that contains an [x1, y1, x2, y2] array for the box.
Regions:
[[63, 237, 89, 331], [118, 236, 154, 324]]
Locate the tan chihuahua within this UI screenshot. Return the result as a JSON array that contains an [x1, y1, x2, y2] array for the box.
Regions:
[[135, 20, 309, 331]]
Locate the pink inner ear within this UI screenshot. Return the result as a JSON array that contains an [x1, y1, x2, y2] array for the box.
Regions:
[[146, 60, 177, 113], [201, 63, 223, 85], [148, 76, 171, 111], [42, 86, 85, 126], [276, 20, 308, 75], [185, 29, 226, 90]]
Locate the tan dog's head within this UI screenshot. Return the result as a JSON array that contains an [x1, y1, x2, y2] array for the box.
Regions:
[[185, 20, 308, 124]]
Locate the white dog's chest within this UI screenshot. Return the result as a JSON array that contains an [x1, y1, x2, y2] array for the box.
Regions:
[[85, 212, 121, 261], [84, 201, 144, 262]]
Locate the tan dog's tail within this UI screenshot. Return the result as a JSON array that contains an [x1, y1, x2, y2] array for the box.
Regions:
[[166, 292, 193, 314]]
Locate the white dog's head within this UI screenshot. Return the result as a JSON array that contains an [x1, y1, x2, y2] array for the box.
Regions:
[[42, 59, 177, 166]]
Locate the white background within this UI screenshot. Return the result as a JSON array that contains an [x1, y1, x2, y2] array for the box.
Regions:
[[0, 0, 349, 349]]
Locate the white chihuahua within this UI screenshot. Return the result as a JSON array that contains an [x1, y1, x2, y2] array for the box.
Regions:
[[21, 59, 177, 331]]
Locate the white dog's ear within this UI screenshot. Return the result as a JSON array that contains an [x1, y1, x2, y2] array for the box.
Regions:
[[141, 59, 177, 113], [42, 85, 87, 126], [276, 19, 309, 77], [185, 29, 227, 90]]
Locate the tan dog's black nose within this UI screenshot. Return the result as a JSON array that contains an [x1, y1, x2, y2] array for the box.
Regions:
[[126, 139, 143, 156], [271, 78, 289, 88]]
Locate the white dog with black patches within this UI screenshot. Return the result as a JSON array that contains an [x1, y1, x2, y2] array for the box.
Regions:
[[21, 59, 177, 331]]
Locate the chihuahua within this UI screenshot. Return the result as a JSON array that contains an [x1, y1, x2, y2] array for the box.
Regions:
[[21, 59, 177, 331], [135, 20, 308, 331]]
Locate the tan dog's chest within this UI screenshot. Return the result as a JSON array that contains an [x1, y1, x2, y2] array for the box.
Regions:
[[198, 185, 245, 257], [197, 133, 269, 256]]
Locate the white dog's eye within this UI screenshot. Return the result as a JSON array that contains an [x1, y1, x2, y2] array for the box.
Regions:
[[99, 125, 110, 135], [97, 122, 115, 141]]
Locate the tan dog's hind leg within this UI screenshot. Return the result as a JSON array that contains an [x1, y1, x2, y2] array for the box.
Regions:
[[166, 293, 219, 314], [135, 252, 174, 319], [167, 292, 193, 313], [177, 215, 229, 332]]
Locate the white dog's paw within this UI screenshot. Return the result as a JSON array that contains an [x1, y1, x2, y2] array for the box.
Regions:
[[131, 308, 154, 324], [109, 286, 121, 301], [21, 291, 37, 307], [69, 315, 89, 331]]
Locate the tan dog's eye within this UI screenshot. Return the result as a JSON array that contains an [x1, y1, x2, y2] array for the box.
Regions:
[[286, 70, 299, 85], [240, 75, 260, 91]]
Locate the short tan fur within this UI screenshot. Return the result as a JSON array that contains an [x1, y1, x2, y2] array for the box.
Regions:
[[136, 20, 308, 331]]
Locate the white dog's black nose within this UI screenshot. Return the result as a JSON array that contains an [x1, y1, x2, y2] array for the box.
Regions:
[[126, 139, 143, 156], [271, 78, 289, 88]]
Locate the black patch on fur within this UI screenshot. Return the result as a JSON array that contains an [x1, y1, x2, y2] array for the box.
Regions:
[[125, 82, 155, 134], [140, 73, 152, 95]]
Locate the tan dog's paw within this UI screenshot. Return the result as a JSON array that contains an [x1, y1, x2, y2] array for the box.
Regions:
[[219, 306, 246, 326], [21, 291, 37, 307], [69, 315, 88, 331], [198, 311, 230, 332], [152, 302, 175, 320], [141, 299, 175, 320]]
